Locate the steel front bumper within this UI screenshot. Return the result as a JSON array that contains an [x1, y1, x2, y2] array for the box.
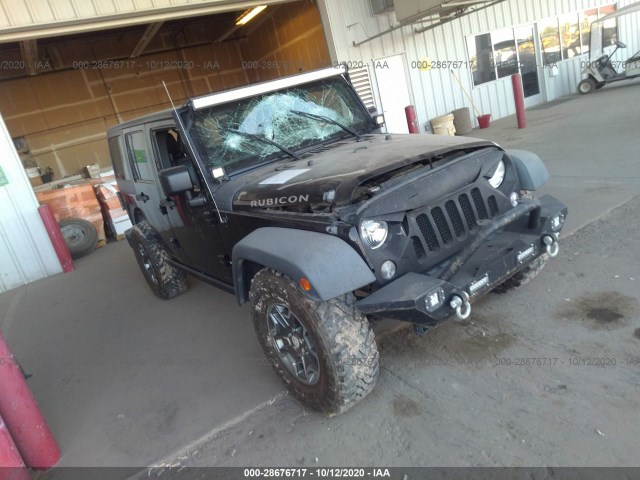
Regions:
[[356, 195, 567, 324]]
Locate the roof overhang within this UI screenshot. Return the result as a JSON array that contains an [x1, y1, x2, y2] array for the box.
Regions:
[[0, 0, 290, 43], [395, 0, 500, 25], [351, 0, 505, 47]]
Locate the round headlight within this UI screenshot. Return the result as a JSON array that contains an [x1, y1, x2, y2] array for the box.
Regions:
[[360, 220, 388, 249], [488, 160, 506, 188]]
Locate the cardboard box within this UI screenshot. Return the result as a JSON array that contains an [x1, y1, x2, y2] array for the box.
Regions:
[[100, 195, 122, 211], [95, 181, 119, 202], [29, 176, 43, 187], [95, 180, 128, 225], [36, 182, 101, 221], [25, 167, 40, 178], [109, 215, 132, 238], [84, 163, 101, 178], [85, 211, 107, 245], [102, 204, 128, 220]]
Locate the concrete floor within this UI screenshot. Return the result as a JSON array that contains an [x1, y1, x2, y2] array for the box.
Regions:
[[1, 77, 639, 470]]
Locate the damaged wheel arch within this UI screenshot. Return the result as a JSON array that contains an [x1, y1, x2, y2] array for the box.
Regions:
[[232, 227, 376, 305]]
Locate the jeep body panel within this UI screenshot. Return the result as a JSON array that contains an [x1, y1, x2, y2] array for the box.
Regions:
[[232, 227, 376, 304], [108, 65, 567, 326]]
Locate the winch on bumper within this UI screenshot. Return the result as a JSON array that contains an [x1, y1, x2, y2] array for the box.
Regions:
[[356, 194, 567, 325]]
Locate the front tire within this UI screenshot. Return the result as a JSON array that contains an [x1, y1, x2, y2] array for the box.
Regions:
[[249, 269, 378, 415], [578, 78, 596, 94], [130, 221, 188, 299]]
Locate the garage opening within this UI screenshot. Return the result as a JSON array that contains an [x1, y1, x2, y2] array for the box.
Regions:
[[0, 0, 331, 184]]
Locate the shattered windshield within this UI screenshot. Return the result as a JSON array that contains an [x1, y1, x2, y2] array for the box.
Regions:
[[187, 77, 370, 173]]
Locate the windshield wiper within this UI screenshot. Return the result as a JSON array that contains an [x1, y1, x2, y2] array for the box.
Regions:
[[219, 126, 300, 161], [290, 110, 362, 140]]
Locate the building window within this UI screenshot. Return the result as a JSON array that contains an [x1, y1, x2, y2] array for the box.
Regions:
[[467, 33, 496, 86], [492, 28, 519, 79], [514, 26, 540, 97], [539, 18, 561, 65], [370, 0, 394, 15], [466, 4, 618, 88], [560, 13, 581, 59]]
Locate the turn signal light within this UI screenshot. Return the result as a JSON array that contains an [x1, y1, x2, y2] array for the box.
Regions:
[[299, 277, 311, 291]]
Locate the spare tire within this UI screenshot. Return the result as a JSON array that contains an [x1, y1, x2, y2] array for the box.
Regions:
[[58, 218, 98, 259]]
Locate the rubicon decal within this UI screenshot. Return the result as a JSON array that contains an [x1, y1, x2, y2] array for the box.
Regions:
[[250, 195, 310, 207]]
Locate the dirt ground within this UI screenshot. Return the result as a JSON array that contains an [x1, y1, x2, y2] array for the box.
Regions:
[[151, 196, 640, 473]]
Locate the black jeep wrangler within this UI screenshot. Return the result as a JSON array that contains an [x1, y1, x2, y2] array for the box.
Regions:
[[108, 66, 567, 415]]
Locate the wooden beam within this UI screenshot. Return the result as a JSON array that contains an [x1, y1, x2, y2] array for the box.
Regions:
[[20, 40, 38, 75], [129, 22, 164, 58]]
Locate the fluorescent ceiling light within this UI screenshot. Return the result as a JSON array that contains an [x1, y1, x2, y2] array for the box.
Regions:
[[236, 5, 267, 25]]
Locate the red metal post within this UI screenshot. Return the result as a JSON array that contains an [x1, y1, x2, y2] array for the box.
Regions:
[[511, 73, 527, 129], [0, 414, 30, 480], [37, 204, 74, 273], [0, 332, 60, 470], [405, 105, 419, 134]]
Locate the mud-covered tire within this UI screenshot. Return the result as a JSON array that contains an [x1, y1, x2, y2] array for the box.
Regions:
[[249, 269, 378, 415], [58, 218, 98, 259], [492, 253, 549, 294], [130, 221, 188, 299]]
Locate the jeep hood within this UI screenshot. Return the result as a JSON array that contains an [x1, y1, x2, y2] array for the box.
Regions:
[[227, 134, 495, 212]]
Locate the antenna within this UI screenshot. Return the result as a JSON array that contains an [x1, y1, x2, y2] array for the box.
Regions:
[[162, 81, 224, 224]]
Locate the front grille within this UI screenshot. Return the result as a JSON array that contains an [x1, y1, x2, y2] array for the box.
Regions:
[[407, 186, 500, 263], [412, 236, 426, 260], [472, 187, 488, 220], [431, 207, 452, 245], [488, 195, 499, 217], [416, 213, 439, 251], [446, 200, 465, 238], [459, 194, 476, 230]]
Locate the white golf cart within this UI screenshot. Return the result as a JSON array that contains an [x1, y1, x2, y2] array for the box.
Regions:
[[577, 2, 640, 94], [578, 41, 640, 94]]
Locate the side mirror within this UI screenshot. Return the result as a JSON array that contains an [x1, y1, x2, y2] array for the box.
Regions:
[[159, 166, 193, 196]]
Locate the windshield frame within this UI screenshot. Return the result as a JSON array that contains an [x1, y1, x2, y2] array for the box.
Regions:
[[181, 73, 377, 177]]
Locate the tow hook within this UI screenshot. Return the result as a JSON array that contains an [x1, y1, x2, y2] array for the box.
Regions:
[[543, 234, 559, 257], [450, 291, 471, 321]]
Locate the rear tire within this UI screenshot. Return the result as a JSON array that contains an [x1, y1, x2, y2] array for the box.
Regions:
[[130, 221, 188, 299], [58, 218, 98, 259], [249, 269, 378, 415], [493, 254, 549, 294], [578, 78, 596, 94]]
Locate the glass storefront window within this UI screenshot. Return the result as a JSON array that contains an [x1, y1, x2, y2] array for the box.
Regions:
[[560, 13, 581, 58], [539, 17, 561, 65], [467, 33, 496, 86], [492, 28, 519, 79], [514, 26, 540, 97]]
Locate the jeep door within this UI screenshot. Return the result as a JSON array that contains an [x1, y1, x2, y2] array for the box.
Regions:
[[149, 121, 231, 282], [121, 126, 173, 241]]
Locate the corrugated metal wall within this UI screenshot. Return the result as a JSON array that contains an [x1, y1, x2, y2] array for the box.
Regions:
[[0, 114, 62, 294], [319, 0, 639, 131]]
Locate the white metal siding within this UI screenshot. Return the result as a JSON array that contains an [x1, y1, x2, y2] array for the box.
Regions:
[[0, 114, 62, 294], [319, 0, 640, 131]]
